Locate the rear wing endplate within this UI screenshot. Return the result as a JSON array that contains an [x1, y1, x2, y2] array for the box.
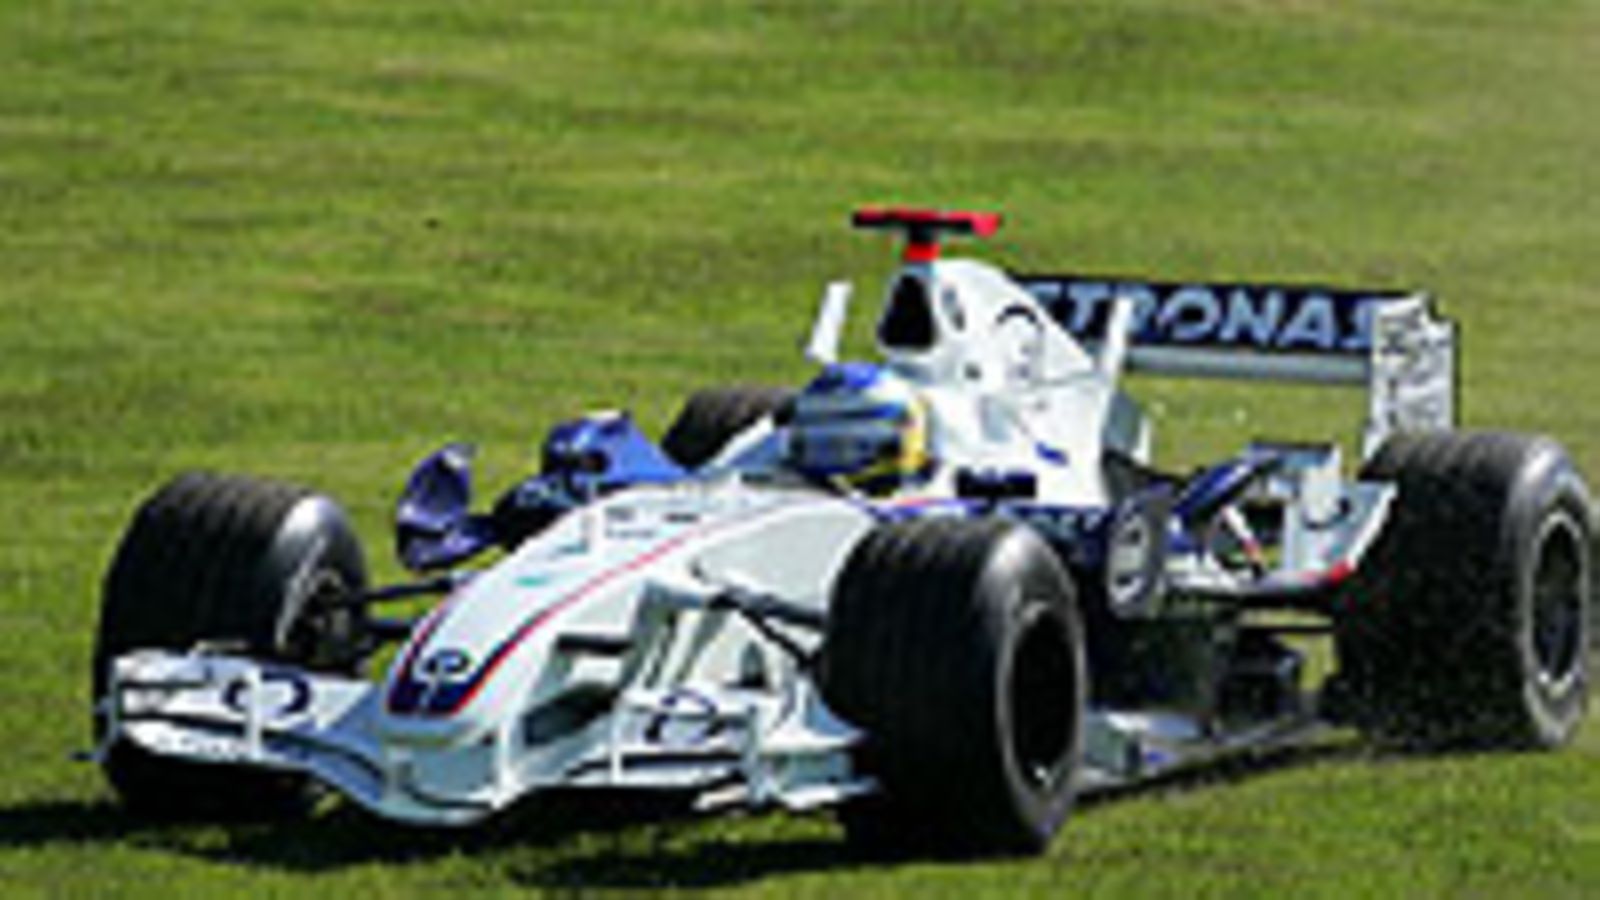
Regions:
[[1016, 276, 1456, 458]]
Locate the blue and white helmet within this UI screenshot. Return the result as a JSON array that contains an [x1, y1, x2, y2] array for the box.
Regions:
[[786, 363, 932, 496]]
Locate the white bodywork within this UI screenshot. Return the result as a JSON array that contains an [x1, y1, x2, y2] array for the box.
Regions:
[[882, 260, 1123, 506], [106, 481, 876, 823], [94, 232, 1458, 824]]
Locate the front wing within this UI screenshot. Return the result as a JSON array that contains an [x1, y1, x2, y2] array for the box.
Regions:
[[94, 649, 869, 825]]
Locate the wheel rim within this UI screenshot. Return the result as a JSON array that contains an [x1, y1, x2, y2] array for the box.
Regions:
[[1531, 514, 1585, 690], [283, 568, 363, 671], [1007, 604, 1079, 791]]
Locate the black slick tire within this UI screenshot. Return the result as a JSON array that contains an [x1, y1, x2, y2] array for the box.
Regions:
[[1333, 431, 1592, 749], [819, 518, 1086, 857], [93, 472, 369, 817], [660, 386, 792, 470]]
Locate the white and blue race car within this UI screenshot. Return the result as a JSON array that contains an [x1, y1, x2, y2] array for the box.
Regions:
[[89, 209, 1591, 856]]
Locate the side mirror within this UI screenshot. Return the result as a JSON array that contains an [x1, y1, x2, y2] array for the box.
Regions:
[[395, 444, 495, 571]]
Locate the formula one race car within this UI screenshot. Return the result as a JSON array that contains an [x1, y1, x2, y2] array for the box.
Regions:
[[87, 209, 1592, 856]]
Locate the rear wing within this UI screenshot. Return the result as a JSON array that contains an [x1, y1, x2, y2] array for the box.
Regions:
[[1015, 276, 1457, 458]]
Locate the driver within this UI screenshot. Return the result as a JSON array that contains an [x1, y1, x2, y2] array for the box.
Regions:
[[785, 363, 933, 496]]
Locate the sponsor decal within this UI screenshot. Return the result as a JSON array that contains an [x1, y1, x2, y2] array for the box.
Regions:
[[643, 688, 723, 747], [1017, 276, 1415, 355], [387, 647, 478, 717], [1007, 504, 1107, 540], [222, 668, 313, 720], [417, 647, 474, 683], [1366, 297, 1456, 439], [1003, 504, 1111, 570], [516, 571, 575, 590]]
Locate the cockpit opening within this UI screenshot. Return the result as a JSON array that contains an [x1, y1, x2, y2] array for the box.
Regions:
[[877, 275, 937, 351]]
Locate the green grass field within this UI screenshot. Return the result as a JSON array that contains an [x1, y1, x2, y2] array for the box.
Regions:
[[4, 0, 1600, 895]]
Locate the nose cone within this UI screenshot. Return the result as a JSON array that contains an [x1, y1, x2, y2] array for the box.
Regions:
[[376, 563, 563, 744], [372, 497, 640, 745], [377, 616, 485, 744]]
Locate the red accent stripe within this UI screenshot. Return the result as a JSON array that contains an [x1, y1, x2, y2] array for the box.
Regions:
[[1320, 559, 1355, 587], [903, 242, 940, 264]]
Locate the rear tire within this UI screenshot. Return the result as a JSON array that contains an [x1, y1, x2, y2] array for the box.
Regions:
[[94, 472, 369, 817], [1333, 432, 1592, 749], [820, 518, 1085, 857], [660, 386, 792, 469]]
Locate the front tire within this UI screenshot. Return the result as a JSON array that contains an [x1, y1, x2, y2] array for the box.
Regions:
[[820, 518, 1086, 856], [1334, 432, 1592, 749], [94, 472, 369, 817]]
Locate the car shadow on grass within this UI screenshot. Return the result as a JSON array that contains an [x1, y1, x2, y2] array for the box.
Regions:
[[236, 792, 855, 888], [0, 739, 1374, 889], [0, 799, 155, 849], [511, 739, 1381, 890], [0, 790, 854, 887]]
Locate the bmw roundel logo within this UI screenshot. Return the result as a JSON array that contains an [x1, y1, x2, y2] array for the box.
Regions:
[[222, 669, 313, 719], [418, 647, 474, 682]]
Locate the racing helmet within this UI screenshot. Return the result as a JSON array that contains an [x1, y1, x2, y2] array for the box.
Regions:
[[786, 363, 932, 496]]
